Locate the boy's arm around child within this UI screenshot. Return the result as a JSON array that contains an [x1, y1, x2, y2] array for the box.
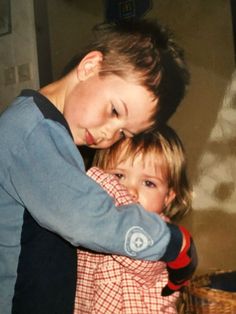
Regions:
[[1, 93, 178, 260]]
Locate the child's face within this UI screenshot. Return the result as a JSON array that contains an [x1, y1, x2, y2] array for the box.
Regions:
[[107, 152, 175, 214], [63, 55, 156, 148]]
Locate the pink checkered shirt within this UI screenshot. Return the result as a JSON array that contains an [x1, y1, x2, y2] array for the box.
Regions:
[[74, 167, 179, 313]]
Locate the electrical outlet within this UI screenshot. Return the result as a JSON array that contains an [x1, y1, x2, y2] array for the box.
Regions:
[[18, 63, 31, 82], [4, 66, 17, 85]]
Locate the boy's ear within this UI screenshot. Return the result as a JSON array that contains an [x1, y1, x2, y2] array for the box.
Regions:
[[76, 51, 103, 81], [165, 189, 176, 208]]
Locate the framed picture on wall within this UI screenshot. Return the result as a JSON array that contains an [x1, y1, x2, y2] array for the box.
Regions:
[[0, 0, 11, 37]]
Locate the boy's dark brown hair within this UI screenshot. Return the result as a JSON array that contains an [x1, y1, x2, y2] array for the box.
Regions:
[[63, 19, 190, 126]]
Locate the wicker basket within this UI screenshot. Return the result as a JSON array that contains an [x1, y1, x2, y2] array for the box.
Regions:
[[177, 270, 236, 314]]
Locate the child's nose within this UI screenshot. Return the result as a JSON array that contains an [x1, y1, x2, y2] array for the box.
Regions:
[[128, 186, 138, 202]]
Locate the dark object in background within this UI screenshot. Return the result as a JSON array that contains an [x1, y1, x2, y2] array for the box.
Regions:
[[105, 0, 152, 22], [209, 270, 236, 292]]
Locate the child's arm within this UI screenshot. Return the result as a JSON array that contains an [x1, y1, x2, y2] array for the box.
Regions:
[[87, 167, 198, 295]]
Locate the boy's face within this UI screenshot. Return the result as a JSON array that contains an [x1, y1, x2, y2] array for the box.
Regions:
[[107, 152, 175, 214], [63, 53, 156, 148]]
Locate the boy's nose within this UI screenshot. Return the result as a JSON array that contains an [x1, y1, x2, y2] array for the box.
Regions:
[[102, 125, 122, 141]]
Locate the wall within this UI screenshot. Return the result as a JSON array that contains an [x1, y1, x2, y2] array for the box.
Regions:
[[0, 0, 39, 112], [47, 0, 104, 80], [141, 1, 236, 274], [147, 0, 236, 274]]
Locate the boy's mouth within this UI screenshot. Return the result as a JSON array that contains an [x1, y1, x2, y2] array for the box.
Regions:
[[85, 129, 95, 146]]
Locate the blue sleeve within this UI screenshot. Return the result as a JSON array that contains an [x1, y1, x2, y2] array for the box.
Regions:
[[8, 119, 181, 261], [161, 223, 183, 262]]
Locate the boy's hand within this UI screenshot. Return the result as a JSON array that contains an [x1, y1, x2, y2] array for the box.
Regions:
[[161, 225, 198, 296]]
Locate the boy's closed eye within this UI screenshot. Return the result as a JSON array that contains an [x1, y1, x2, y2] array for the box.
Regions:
[[119, 130, 126, 139], [111, 104, 119, 117], [111, 105, 127, 139]]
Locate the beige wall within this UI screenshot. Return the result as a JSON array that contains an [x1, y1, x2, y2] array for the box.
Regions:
[[147, 1, 236, 274], [0, 0, 39, 112], [47, 0, 104, 79]]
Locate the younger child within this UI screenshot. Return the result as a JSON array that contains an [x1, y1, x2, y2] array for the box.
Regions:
[[74, 125, 196, 313]]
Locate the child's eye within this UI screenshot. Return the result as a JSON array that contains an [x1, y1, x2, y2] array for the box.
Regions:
[[144, 180, 156, 188], [114, 173, 124, 180]]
